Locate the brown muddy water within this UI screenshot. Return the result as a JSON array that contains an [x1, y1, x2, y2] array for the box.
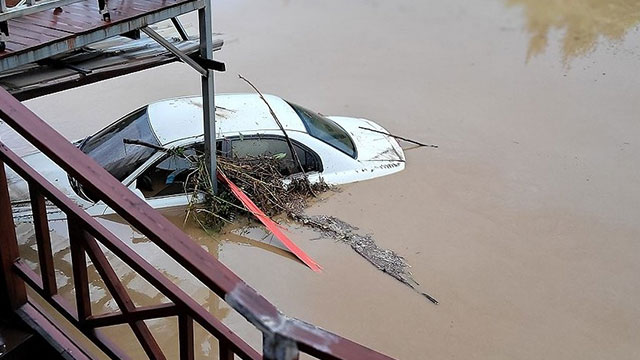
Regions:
[[3, 0, 640, 358]]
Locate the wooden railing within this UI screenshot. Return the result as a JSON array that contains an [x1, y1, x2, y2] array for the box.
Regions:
[[0, 87, 394, 359]]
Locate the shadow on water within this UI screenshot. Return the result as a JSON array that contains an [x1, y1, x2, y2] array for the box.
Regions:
[[506, 0, 640, 62]]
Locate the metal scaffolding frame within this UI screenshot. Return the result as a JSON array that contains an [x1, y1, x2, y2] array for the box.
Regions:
[[0, 0, 222, 191]]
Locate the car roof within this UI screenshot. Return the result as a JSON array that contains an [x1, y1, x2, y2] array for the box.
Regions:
[[147, 93, 307, 145]]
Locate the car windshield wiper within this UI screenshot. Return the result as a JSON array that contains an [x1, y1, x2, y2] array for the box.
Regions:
[[123, 138, 168, 152]]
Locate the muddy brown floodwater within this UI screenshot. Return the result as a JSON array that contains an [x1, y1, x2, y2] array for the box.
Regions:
[[3, 0, 640, 359]]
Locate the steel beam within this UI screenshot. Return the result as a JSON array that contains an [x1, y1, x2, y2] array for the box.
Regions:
[[141, 26, 207, 76], [199, 0, 217, 193], [171, 17, 189, 41]]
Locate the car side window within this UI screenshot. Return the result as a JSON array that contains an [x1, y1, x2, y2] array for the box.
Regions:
[[136, 142, 212, 198], [230, 136, 322, 176]]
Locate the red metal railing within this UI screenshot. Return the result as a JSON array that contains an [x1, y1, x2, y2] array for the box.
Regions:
[[0, 87, 394, 360]]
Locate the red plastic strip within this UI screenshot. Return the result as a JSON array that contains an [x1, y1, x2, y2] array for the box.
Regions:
[[217, 172, 322, 272]]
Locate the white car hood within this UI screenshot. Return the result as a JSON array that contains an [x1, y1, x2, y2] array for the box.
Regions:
[[329, 116, 405, 162], [324, 116, 405, 183]]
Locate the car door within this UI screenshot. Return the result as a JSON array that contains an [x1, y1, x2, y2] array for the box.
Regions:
[[227, 134, 323, 178], [125, 141, 210, 212]]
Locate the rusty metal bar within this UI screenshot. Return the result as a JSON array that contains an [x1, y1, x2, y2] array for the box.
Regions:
[[68, 220, 92, 324], [179, 315, 194, 360], [0, 161, 26, 313], [83, 235, 166, 360], [141, 26, 207, 76], [28, 183, 57, 296]]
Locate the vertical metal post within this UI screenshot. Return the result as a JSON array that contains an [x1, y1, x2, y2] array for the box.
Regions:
[[198, 0, 217, 194]]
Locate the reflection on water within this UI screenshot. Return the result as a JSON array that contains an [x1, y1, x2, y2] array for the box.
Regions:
[[15, 215, 266, 358], [506, 0, 640, 61]]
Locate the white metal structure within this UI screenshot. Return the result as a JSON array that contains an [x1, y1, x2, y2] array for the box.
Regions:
[[8, 94, 405, 218]]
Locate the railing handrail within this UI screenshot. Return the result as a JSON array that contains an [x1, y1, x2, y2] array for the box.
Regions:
[[0, 85, 393, 359], [0, 141, 261, 359]]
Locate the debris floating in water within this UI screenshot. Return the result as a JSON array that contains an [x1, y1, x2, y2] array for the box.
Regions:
[[217, 170, 322, 272], [291, 213, 439, 304]]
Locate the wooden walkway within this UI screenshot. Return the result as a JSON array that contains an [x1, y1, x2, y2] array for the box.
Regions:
[[0, 0, 204, 71]]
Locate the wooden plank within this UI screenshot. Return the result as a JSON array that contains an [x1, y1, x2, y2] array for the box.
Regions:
[[0, 160, 27, 313], [219, 339, 235, 360], [0, 0, 200, 57], [14, 260, 130, 359], [5, 34, 42, 48], [83, 235, 166, 360], [0, 141, 262, 360], [17, 301, 94, 360], [23, 9, 97, 28], [8, 19, 72, 38], [178, 315, 194, 360], [20, 12, 92, 29], [67, 219, 91, 323], [1, 0, 205, 71], [85, 303, 179, 328], [28, 183, 57, 296], [10, 16, 82, 35]]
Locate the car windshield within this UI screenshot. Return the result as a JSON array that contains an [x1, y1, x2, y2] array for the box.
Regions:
[[80, 107, 159, 181], [286, 102, 356, 158]]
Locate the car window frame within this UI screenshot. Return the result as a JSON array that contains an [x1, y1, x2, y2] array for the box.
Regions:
[[127, 138, 223, 200], [224, 134, 324, 174], [285, 101, 358, 159]]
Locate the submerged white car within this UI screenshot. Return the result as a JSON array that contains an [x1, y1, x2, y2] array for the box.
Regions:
[[8, 94, 405, 217]]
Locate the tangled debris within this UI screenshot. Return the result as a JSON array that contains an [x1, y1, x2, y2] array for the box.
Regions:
[[125, 73, 440, 302], [183, 152, 328, 231], [176, 149, 437, 303], [291, 213, 439, 304]]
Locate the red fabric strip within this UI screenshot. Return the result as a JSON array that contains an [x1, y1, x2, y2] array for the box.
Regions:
[[217, 172, 322, 272]]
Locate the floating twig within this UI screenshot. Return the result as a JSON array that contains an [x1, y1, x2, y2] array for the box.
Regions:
[[358, 127, 438, 148], [238, 74, 317, 197], [292, 213, 439, 305]]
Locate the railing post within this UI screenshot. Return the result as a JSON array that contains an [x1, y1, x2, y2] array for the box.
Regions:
[[68, 218, 91, 324], [178, 315, 194, 360], [262, 333, 299, 360], [29, 183, 57, 296], [0, 162, 27, 314], [218, 339, 234, 360]]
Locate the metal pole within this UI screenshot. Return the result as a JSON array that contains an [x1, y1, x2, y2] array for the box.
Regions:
[[198, 0, 217, 194]]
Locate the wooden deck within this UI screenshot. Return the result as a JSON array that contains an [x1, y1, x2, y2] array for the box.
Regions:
[[0, 0, 204, 71]]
